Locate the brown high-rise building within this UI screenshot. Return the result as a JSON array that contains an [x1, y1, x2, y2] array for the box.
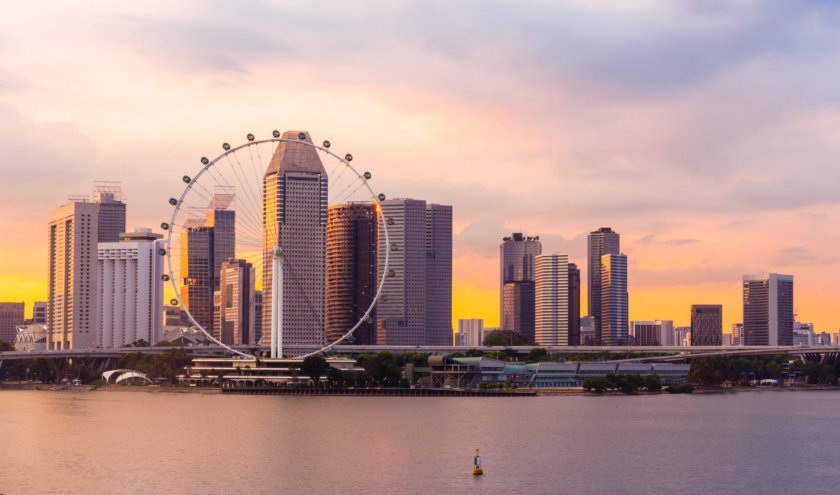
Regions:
[[263, 131, 328, 349], [326, 203, 378, 345]]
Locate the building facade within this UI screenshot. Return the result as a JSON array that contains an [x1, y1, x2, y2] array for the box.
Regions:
[[587, 228, 619, 337], [48, 200, 99, 350], [216, 259, 256, 345], [690, 304, 723, 346], [32, 301, 47, 325], [500, 233, 541, 341], [263, 131, 328, 349], [326, 203, 378, 345], [0, 302, 25, 345], [742, 273, 794, 346], [456, 319, 485, 347], [92, 181, 127, 243], [600, 253, 628, 345], [630, 320, 673, 346], [96, 229, 165, 347], [376, 198, 452, 346], [731, 323, 743, 346], [534, 253, 571, 346], [425, 203, 453, 346]]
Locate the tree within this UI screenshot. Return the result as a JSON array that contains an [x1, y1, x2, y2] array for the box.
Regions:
[[0, 339, 12, 351], [583, 377, 609, 392], [643, 374, 662, 391], [301, 354, 330, 387], [688, 355, 735, 386], [482, 330, 526, 346], [526, 348, 553, 363]]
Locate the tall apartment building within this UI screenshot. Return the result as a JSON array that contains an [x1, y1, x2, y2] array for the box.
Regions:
[[630, 320, 673, 346], [588, 228, 620, 337], [376, 198, 452, 345], [48, 200, 99, 350], [32, 301, 47, 325], [600, 253, 628, 345], [180, 194, 236, 336], [263, 131, 328, 349], [326, 203, 378, 345], [690, 304, 723, 346], [500, 233, 541, 342], [534, 253, 574, 346], [97, 229, 164, 347], [455, 319, 485, 347], [742, 273, 793, 346], [216, 259, 256, 345], [0, 302, 25, 345]]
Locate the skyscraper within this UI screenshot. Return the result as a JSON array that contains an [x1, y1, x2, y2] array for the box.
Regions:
[[217, 259, 256, 345], [743, 273, 793, 346], [568, 263, 581, 346], [376, 198, 452, 345], [588, 228, 619, 337], [96, 228, 165, 347], [690, 304, 723, 346], [92, 181, 126, 243], [180, 226, 213, 332], [0, 302, 25, 345], [534, 253, 570, 346], [180, 192, 236, 336], [376, 198, 426, 345], [500, 233, 541, 342], [425, 203, 453, 346], [48, 200, 99, 350], [600, 253, 628, 345], [326, 203, 378, 345], [263, 131, 328, 349]]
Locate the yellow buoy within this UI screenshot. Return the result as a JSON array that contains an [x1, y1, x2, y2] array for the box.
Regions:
[[472, 448, 483, 475]]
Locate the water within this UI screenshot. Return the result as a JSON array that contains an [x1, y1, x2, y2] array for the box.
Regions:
[[2, 389, 839, 494]]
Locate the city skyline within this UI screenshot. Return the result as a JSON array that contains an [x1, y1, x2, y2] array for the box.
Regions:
[[2, 3, 840, 335]]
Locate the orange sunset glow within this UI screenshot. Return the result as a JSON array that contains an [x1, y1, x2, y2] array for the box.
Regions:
[[1, 1, 839, 338]]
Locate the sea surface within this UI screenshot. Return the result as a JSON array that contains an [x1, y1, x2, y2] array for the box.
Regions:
[[1, 388, 839, 494]]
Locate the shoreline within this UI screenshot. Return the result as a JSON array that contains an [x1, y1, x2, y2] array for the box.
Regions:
[[3, 381, 840, 396]]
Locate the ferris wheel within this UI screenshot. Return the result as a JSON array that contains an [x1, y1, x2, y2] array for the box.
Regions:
[[161, 130, 390, 359]]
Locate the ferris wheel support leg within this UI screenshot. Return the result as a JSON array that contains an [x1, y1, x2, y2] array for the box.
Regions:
[[271, 246, 283, 359]]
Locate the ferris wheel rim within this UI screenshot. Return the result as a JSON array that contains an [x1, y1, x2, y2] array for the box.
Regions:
[[164, 135, 391, 360]]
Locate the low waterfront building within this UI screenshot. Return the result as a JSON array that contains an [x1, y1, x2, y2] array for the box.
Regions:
[[425, 357, 690, 389], [179, 357, 359, 387], [13, 324, 47, 352]]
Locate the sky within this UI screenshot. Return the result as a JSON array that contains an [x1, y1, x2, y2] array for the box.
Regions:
[[1, 0, 839, 334]]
